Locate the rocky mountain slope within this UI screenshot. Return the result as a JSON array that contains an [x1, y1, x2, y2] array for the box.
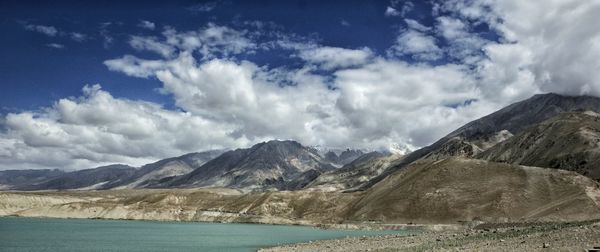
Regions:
[[347, 157, 600, 224], [322, 149, 365, 166], [2, 158, 599, 225], [168, 140, 336, 191], [358, 93, 600, 190], [0, 151, 224, 191], [478, 112, 600, 180], [16, 164, 137, 191], [307, 152, 403, 191], [108, 150, 225, 189], [0, 169, 65, 190], [0, 142, 364, 192]]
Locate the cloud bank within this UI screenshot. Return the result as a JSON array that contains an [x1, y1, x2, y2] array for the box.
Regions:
[[3, 0, 600, 170]]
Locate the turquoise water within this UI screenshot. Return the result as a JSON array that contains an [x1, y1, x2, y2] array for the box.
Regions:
[[0, 217, 409, 252]]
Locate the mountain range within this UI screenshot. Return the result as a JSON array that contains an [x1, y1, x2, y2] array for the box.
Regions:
[[2, 93, 600, 224], [167, 140, 337, 190], [2, 93, 600, 195], [0, 141, 357, 191]]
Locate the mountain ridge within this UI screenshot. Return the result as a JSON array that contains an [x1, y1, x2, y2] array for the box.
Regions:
[[478, 111, 600, 180], [355, 93, 600, 191], [168, 140, 337, 190]]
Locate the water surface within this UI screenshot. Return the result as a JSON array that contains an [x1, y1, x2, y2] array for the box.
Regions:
[[0, 217, 410, 251]]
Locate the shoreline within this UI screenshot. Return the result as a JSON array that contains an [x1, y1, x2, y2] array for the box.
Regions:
[[0, 212, 436, 232], [3, 215, 599, 251], [259, 220, 600, 251], [2, 189, 599, 251]]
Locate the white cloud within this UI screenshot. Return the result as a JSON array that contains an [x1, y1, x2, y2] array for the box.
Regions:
[[0, 84, 249, 170], [105, 52, 340, 145], [23, 24, 58, 36], [438, 0, 600, 97], [436, 16, 467, 40], [475, 42, 538, 103], [405, 19, 431, 32], [298, 46, 373, 70], [138, 20, 156, 30], [103, 44, 499, 155], [435, 16, 488, 63], [92, 24, 500, 168], [8, 1, 600, 170], [334, 59, 488, 147], [488, 0, 600, 96], [386, 0, 414, 17], [104, 55, 166, 78], [388, 29, 443, 61], [129, 36, 176, 58], [161, 24, 256, 58], [385, 6, 401, 17]]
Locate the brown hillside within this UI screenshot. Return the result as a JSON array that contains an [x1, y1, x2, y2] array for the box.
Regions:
[[478, 112, 600, 180], [345, 158, 600, 224]]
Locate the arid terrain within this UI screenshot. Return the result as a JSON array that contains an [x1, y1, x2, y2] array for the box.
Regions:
[[2, 157, 600, 250], [3, 158, 600, 225]]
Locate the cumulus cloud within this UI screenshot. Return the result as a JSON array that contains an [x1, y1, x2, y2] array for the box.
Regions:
[[0, 84, 250, 170], [436, 0, 600, 97], [6, 1, 600, 170], [129, 36, 176, 58], [435, 16, 488, 64], [104, 52, 341, 145], [388, 29, 443, 61], [334, 59, 487, 147], [102, 25, 496, 153], [104, 55, 166, 78], [5, 22, 500, 170], [488, 0, 600, 96]]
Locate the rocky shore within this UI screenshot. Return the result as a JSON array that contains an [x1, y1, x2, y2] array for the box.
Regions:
[[260, 220, 600, 251]]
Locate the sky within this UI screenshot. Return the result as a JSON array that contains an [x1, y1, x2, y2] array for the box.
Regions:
[[1, 0, 600, 170]]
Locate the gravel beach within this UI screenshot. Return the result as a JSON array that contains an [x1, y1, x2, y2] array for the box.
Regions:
[[260, 221, 600, 251]]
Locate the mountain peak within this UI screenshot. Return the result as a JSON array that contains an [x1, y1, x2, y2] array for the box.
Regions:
[[256, 139, 304, 149], [171, 140, 334, 190]]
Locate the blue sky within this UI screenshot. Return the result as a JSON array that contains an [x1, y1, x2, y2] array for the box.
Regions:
[[1, 0, 599, 170], [1, 0, 432, 110]]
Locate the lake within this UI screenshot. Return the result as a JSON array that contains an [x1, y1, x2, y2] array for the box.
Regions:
[[0, 217, 410, 251]]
